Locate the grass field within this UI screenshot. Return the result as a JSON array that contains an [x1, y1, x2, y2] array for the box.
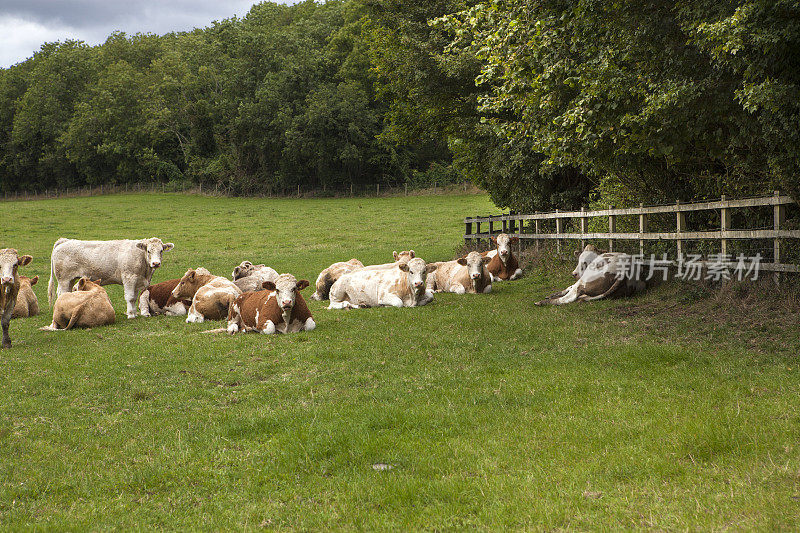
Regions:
[[1, 192, 799, 530]]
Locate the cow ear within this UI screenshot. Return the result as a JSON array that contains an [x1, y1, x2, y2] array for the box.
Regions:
[[510, 237, 519, 244], [77, 278, 86, 290], [482, 256, 492, 265], [425, 264, 438, 273], [398, 263, 410, 272], [30, 275, 39, 285], [408, 250, 415, 258], [262, 281, 276, 291], [585, 244, 597, 252], [574, 249, 581, 258], [163, 242, 174, 251], [456, 258, 468, 266], [392, 251, 399, 261], [243, 261, 252, 268], [490, 236, 497, 245], [18, 254, 32, 266], [136, 241, 148, 251], [188, 270, 196, 280], [93, 279, 102, 284], [296, 280, 310, 291]]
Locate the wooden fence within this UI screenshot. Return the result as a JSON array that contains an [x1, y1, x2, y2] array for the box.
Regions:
[[464, 191, 800, 281]]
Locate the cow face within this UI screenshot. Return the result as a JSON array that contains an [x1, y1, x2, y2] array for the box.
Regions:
[[398, 258, 437, 294], [572, 244, 600, 279], [172, 269, 206, 300], [491, 234, 518, 262], [0, 248, 32, 286], [457, 251, 491, 282], [393, 250, 416, 263], [136, 238, 174, 269], [262, 274, 309, 312], [232, 261, 253, 280]]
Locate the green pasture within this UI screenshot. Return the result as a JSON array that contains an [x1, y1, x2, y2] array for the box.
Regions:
[[1, 193, 798, 530]]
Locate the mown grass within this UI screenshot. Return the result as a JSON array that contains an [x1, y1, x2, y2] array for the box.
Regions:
[[1, 192, 799, 530]]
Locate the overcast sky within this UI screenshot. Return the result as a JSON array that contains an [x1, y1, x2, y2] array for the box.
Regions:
[[0, 0, 299, 68]]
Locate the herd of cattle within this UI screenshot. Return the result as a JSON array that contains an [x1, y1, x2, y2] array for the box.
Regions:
[[0, 233, 642, 348]]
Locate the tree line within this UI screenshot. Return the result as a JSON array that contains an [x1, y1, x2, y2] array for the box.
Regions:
[[1, 0, 797, 210]]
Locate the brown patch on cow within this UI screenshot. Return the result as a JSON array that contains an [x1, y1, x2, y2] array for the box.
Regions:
[[487, 252, 520, 281], [229, 288, 312, 333], [144, 278, 191, 314]]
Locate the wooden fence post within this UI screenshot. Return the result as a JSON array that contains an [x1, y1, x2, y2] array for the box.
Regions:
[[502, 215, 508, 233], [465, 218, 472, 245], [720, 195, 730, 256], [534, 214, 540, 252], [555, 209, 562, 255], [639, 203, 647, 257], [774, 190, 785, 284], [676, 200, 686, 259], [475, 216, 481, 245], [580, 207, 588, 251], [608, 206, 616, 252], [517, 214, 523, 255], [488, 218, 494, 241]]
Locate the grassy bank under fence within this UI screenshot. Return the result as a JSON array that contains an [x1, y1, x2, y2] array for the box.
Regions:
[[1, 192, 799, 530]]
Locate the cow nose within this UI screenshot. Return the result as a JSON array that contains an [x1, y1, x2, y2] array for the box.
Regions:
[[471, 273, 481, 279], [151, 261, 161, 268], [282, 300, 292, 307], [413, 281, 423, 288], [500, 250, 509, 256]]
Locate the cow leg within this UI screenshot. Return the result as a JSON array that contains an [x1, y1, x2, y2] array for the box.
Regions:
[[452, 284, 466, 295], [482, 285, 492, 294], [186, 303, 205, 323], [138, 288, 152, 317], [122, 277, 141, 318], [260, 320, 276, 334], [303, 317, 316, 331], [328, 298, 357, 310], [1, 307, 12, 348], [382, 294, 404, 308], [419, 290, 435, 306], [510, 268, 523, 280]]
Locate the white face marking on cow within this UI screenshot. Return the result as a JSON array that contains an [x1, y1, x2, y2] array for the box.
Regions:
[[572, 246, 599, 279], [493, 233, 513, 263], [264, 274, 309, 312], [0, 249, 31, 286], [460, 251, 488, 281], [136, 238, 173, 269], [398, 258, 436, 294]]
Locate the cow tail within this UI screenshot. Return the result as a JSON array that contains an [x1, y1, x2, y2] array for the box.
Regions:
[[65, 301, 88, 330]]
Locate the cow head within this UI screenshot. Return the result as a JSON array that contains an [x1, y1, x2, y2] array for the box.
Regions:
[[75, 278, 102, 291], [172, 268, 208, 300], [263, 274, 309, 313], [572, 244, 600, 279], [20, 275, 38, 288], [136, 238, 174, 269], [232, 261, 266, 280], [398, 257, 437, 295], [491, 234, 518, 263], [392, 250, 415, 263], [0, 248, 32, 287], [457, 251, 491, 288]]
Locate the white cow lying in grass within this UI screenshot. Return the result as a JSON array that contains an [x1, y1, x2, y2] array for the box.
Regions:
[[429, 252, 492, 294], [536, 245, 646, 305], [328, 257, 437, 309]]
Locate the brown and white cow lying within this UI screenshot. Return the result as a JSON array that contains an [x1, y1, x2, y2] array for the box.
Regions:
[[484, 233, 522, 281], [49, 237, 173, 318], [226, 274, 315, 334], [232, 261, 280, 292], [311, 258, 364, 300], [41, 278, 115, 330], [139, 267, 212, 317], [172, 268, 242, 323], [328, 257, 437, 309], [13, 275, 40, 318], [430, 252, 492, 294], [536, 246, 646, 305], [0, 249, 32, 348]]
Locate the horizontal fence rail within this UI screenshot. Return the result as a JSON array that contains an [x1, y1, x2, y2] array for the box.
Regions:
[[465, 191, 800, 281]]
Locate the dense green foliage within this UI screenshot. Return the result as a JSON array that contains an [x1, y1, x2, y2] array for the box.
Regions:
[[1, 0, 797, 206]]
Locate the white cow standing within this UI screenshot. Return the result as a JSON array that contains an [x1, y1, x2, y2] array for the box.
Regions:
[[328, 257, 437, 309], [48, 237, 174, 318]]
